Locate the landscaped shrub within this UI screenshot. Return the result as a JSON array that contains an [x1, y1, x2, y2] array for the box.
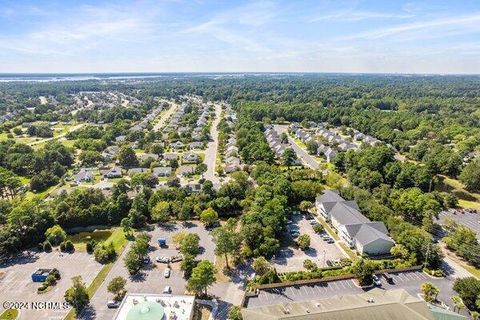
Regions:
[[86, 239, 96, 254], [45, 274, 56, 286], [43, 241, 52, 252], [51, 268, 61, 280], [37, 283, 48, 293], [257, 270, 281, 285], [64, 240, 74, 252]]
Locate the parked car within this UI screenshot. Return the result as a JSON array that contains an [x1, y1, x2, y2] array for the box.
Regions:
[[163, 286, 172, 294], [326, 238, 335, 244], [143, 256, 151, 264], [164, 268, 171, 278], [290, 231, 300, 238], [156, 256, 170, 263], [107, 300, 121, 308], [309, 220, 317, 225], [373, 274, 382, 286], [326, 260, 333, 267], [383, 273, 394, 284], [170, 255, 183, 263]]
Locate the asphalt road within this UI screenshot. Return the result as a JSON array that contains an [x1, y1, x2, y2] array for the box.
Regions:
[[436, 210, 480, 238], [273, 125, 319, 170], [203, 103, 222, 186], [152, 101, 178, 132]]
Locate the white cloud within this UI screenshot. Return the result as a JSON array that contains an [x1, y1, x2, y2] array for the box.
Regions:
[[344, 13, 480, 40], [310, 10, 414, 22]]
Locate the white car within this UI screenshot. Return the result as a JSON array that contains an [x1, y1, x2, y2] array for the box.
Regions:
[[156, 256, 170, 263], [163, 286, 172, 294], [164, 268, 171, 278], [373, 274, 382, 286]]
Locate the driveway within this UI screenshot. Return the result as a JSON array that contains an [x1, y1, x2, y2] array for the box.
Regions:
[[273, 125, 319, 170], [0, 250, 103, 320], [271, 215, 346, 272], [203, 103, 222, 187]]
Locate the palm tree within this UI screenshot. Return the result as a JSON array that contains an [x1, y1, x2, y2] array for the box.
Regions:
[[420, 282, 439, 303], [451, 296, 465, 313]]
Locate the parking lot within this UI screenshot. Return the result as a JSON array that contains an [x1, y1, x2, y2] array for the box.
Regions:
[[271, 215, 346, 272], [436, 209, 480, 238], [0, 250, 103, 320], [246, 270, 456, 311], [85, 222, 215, 320]]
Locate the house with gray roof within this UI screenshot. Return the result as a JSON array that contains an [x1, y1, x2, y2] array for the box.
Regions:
[[316, 190, 394, 256], [152, 166, 172, 177], [189, 141, 203, 150], [74, 168, 94, 183], [101, 166, 122, 178], [127, 168, 148, 176], [163, 153, 178, 161], [183, 152, 199, 163]]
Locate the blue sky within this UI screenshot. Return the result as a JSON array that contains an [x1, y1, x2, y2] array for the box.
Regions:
[[0, 0, 480, 73]]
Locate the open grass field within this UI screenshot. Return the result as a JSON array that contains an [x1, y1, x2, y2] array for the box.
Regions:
[[436, 175, 480, 209]]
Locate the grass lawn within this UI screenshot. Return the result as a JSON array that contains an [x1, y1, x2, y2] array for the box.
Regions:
[[67, 230, 113, 252], [18, 176, 30, 185], [0, 309, 18, 320], [24, 184, 57, 200], [436, 175, 480, 209], [67, 228, 126, 252]]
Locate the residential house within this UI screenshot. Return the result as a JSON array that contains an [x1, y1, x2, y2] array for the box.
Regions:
[[177, 165, 196, 177], [183, 152, 199, 163], [163, 153, 178, 161], [101, 166, 122, 178], [189, 142, 203, 150], [324, 148, 337, 162], [115, 135, 126, 143], [185, 182, 202, 193], [127, 168, 148, 176], [152, 167, 172, 177], [74, 168, 94, 183], [138, 153, 159, 162], [315, 190, 394, 256], [92, 180, 113, 191], [170, 141, 184, 149]]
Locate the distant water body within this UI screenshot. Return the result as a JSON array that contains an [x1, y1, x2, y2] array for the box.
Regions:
[[0, 72, 307, 83], [0, 73, 171, 82]]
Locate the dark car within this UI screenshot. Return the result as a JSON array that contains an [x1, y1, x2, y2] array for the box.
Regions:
[[383, 273, 394, 283]]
